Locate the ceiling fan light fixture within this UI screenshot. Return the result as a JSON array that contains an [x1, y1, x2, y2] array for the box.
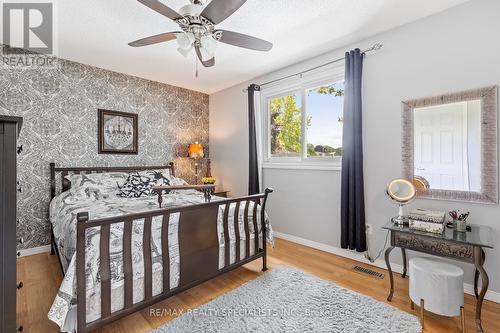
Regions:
[[176, 32, 195, 50], [199, 47, 212, 62], [200, 36, 217, 61], [177, 46, 193, 58]]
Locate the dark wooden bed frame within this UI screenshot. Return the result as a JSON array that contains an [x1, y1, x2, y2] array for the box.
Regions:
[[49, 162, 273, 333]]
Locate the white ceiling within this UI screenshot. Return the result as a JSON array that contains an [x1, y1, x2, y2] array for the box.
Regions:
[[54, 0, 470, 94]]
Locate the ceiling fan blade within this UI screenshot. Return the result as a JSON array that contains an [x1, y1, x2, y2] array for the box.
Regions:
[[201, 0, 247, 24], [137, 0, 181, 20], [195, 45, 215, 67], [216, 30, 273, 51], [129, 32, 178, 47]]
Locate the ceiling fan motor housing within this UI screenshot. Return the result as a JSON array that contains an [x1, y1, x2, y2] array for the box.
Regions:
[[179, 3, 203, 17], [176, 7, 221, 42], [190, 0, 207, 5]]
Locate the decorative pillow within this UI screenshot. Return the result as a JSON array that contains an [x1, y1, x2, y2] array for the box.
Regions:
[[138, 170, 172, 187], [118, 170, 175, 198], [117, 173, 155, 198], [138, 169, 187, 186]]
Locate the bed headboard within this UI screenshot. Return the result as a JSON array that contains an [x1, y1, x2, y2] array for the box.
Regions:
[[49, 162, 175, 200]]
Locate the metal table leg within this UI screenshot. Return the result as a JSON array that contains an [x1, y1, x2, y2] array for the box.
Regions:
[[474, 249, 485, 299], [473, 246, 488, 333], [401, 248, 407, 278], [385, 246, 395, 301]]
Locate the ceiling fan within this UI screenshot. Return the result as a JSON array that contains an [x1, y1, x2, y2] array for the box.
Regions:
[[129, 0, 273, 69]]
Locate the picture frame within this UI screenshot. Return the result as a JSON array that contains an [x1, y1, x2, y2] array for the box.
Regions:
[[98, 109, 138, 154]]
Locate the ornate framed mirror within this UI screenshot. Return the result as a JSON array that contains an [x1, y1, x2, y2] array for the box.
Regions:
[[402, 86, 498, 203]]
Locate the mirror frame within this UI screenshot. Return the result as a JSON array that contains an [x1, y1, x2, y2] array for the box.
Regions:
[[401, 86, 498, 204], [387, 178, 416, 203]]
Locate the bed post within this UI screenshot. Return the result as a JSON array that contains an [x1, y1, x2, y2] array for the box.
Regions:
[[50, 162, 56, 199], [76, 212, 89, 333], [260, 188, 273, 271], [50, 163, 56, 255], [169, 161, 175, 177]]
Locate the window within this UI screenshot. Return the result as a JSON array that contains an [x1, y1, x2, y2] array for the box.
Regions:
[[306, 82, 344, 159], [263, 76, 344, 168], [269, 92, 302, 157]]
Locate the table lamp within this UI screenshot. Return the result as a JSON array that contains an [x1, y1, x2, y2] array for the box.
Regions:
[[188, 142, 204, 183]]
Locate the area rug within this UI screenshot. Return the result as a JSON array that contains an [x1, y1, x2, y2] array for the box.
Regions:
[[152, 266, 421, 333]]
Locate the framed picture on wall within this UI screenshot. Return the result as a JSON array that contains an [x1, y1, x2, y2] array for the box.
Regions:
[[98, 109, 138, 154]]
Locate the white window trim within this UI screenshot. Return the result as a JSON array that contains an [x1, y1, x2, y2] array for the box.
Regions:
[[260, 65, 345, 170], [262, 161, 342, 171]]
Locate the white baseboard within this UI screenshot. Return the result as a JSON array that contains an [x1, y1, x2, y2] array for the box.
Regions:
[[18, 245, 51, 257], [273, 231, 500, 304]]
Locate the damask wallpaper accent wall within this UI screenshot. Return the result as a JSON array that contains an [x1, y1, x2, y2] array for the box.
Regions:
[[0, 50, 209, 250]]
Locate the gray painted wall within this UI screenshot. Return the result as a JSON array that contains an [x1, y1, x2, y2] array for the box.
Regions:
[[210, 0, 500, 293], [0, 50, 209, 249]]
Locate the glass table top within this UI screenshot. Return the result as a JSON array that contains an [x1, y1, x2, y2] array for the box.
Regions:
[[383, 221, 494, 248]]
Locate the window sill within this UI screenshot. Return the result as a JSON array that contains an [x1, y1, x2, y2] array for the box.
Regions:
[[262, 162, 341, 171]]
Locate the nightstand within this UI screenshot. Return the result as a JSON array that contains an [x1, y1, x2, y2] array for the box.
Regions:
[[196, 187, 230, 198], [213, 188, 229, 198]]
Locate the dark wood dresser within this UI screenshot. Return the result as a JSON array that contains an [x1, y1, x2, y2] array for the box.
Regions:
[[0, 115, 23, 332]]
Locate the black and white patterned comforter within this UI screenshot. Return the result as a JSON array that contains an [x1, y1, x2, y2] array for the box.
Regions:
[[48, 184, 273, 332]]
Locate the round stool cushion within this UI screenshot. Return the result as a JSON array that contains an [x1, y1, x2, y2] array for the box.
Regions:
[[409, 257, 464, 317]]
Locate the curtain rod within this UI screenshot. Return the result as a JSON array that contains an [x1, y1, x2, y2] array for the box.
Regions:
[[243, 42, 383, 92]]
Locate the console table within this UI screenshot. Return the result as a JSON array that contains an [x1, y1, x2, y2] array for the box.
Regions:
[[383, 222, 493, 333]]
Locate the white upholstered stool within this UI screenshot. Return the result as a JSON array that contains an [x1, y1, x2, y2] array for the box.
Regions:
[[409, 257, 465, 332]]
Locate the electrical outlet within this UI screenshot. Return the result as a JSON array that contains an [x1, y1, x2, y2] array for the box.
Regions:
[[366, 224, 373, 235]]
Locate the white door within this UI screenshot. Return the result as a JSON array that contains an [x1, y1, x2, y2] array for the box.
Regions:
[[414, 102, 468, 191]]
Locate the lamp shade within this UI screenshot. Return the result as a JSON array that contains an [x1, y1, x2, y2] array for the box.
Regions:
[[188, 142, 204, 159], [176, 32, 195, 50], [200, 36, 217, 61]]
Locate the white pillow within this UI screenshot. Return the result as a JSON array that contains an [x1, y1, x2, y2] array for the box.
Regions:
[[65, 172, 129, 191]]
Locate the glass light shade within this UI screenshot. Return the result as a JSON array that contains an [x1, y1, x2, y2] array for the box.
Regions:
[[188, 142, 204, 159], [199, 36, 217, 61], [177, 47, 193, 58], [176, 32, 195, 50]]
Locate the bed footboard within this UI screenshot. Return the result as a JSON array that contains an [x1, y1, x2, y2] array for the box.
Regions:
[[75, 188, 273, 332]]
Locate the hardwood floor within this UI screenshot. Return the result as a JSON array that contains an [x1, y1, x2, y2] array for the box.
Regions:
[[17, 238, 500, 332]]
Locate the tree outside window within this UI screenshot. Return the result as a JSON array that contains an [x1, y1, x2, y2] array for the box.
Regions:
[[268, 81, 344, 159]]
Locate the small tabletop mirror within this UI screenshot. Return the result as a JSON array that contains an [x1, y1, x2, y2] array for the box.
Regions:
[[386, 179, 416, 225], [402, 86, 498, 203]]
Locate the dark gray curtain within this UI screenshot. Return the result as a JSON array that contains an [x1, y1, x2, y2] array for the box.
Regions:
[[341, 49, 366, 252], [248, 84, 260, 195]]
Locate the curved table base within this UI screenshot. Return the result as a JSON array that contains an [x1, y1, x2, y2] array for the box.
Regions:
[[401, 248, 407, 278], [474, 249, 485, 300], [474, 247, 488, 333], [385, 246, 395, 301]]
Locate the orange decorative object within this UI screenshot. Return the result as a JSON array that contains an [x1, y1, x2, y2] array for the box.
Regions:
[[413, 175, 430, 190], [188, 142, 204, 159]]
